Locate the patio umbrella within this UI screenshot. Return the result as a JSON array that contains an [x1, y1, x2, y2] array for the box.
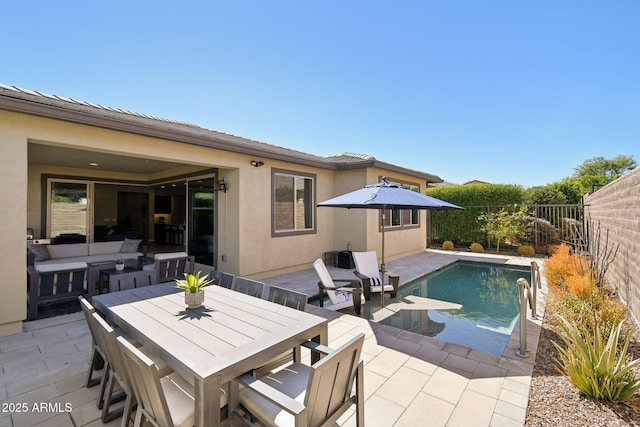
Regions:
[[318, 177, 463, 305]]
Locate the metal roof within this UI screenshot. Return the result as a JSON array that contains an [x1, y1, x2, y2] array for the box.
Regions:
[[0, 84, 442, 183]]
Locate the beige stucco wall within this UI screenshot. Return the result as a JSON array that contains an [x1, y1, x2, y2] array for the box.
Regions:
[[0, 112, 28, 336], [584, 166, 640, 322], [1, 108, 432, 335]]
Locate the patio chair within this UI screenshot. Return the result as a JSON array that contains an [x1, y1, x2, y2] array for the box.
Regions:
[[27, 262, 88, 320], [116, 334, 228, 427], [210, 270, 235, 289], [152, 252, 195, 284], [78, 296, 106, 388], [109, 269, 157, 293], [313, 258, 364, 315], [91, 312, 138, 423], [252, 286, 309, 378], [233, 333, 365, 427], [352, 250, 399, 302], [233, 277, 265, 298], [267, 285, 308, 311]]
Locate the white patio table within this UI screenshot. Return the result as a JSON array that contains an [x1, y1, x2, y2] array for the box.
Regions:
[[92, 282, 328, 427]]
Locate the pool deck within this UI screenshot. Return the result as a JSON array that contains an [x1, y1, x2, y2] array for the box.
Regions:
[[0, 249, 546, 426]]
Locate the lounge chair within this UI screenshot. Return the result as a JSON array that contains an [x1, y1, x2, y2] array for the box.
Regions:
[[352, 250, 399, 303], [233, 333, 365, 427], [313, 258, 364, 315]]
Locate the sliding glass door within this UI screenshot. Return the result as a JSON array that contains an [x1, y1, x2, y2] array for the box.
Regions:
[[188, 177, 215, 265], [48, 180, 91, 243]]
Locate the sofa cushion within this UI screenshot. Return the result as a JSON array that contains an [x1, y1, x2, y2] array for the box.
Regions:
[[35, 262, 88, 274], [29, 245, 51, 262], [89, 241, 123, 256], [47, 243, 89, 259], [120, 238, 141, 253]]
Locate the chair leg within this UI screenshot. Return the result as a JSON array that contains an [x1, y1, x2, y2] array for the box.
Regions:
[[102, 372, 125, 423], [356, 362, 364, 427], [85, 347, 105, 387], [97, 362, 111, 409], [121, 393, 136, 427]]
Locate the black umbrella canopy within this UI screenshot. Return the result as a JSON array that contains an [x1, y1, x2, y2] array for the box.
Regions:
[[318, 177, 463, 306]]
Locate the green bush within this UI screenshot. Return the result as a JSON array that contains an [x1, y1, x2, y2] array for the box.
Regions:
[[554, 316, 640, 402], [427, 184, 525, 246]]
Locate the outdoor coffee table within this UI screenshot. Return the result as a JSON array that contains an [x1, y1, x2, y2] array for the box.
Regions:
[[87, 259, 139, 297], [93, 283, 328, 427]]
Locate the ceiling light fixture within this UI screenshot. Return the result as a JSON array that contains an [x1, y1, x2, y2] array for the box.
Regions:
[[89, 162, 98, 166]]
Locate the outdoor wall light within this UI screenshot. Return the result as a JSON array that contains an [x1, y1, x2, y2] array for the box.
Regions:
[[214, 177, 228, 193], [250, 160, 264, 167]]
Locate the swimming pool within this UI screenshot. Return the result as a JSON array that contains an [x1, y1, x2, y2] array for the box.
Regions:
[[378, 261, 531, 355]]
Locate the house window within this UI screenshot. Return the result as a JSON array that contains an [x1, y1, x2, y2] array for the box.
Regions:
[[272, 170, 315, 236], [382, 182, 421, 229]]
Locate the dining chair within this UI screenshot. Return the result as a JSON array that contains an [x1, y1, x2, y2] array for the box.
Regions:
[[116, 335, 228, 427], [233, 333, 365, 427], [210, 270, 235, 289], [232, 277, 265, 298], [91, 312, 137, 424], [352, 250, 399, 303], [313, 258, 364, 315], [252, 286, 309, 378], [78, 296, 106, 388], [267, 285, 308, 311], [109, 270, 157, 293], [152, 252, 195, 284]]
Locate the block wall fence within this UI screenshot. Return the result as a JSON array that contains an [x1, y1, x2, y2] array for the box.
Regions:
[[584, 166, 640, 323]]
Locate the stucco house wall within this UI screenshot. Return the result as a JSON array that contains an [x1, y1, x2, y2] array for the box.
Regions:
[[584, 166, 640, 322], [0, 85, 441, 335]]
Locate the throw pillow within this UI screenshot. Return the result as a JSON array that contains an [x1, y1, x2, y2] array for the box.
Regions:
[[120, 238, 141, 253], [30, 245, 51, 262]]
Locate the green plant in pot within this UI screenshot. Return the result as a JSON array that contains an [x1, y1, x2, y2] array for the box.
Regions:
[[114, 259, 125, 271], [175, 271, 212, 308]]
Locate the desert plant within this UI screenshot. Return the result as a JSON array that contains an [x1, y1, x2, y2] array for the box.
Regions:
[[553, 315, 640, 402], [517, 245, 535, 257], [470, 243, 484, 253], [175, 271, 212, 293], [442, 240, 454, 250]]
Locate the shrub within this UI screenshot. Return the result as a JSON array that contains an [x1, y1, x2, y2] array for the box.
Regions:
[[544, 244, 587, 289], [470, 243, 484, 253], [441, 240, 454, 250], [517, 245, 535, 257], [554, 316, 640, 402], [547, 244, 560, 255]]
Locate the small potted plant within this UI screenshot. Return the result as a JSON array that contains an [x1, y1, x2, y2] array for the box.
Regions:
[[175, 271, 212, 308], [114, 259, 125, 271]]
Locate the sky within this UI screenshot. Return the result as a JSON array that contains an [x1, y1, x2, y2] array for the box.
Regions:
[[2, 1, 639, 187]]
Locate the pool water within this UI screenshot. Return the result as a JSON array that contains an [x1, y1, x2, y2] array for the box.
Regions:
[[378, 261, 531, 355]]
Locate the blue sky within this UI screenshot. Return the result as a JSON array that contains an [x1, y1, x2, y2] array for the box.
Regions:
[[3, 1, 638, 187]]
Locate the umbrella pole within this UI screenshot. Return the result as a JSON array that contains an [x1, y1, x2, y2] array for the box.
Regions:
[[381, 206, 386, 307]]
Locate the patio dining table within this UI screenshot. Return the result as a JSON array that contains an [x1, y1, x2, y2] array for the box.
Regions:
[[92, 282, 328, 427]]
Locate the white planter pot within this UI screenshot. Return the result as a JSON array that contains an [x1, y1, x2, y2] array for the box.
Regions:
[[115, 263, 125, 271], [185, 290, 205, 309]]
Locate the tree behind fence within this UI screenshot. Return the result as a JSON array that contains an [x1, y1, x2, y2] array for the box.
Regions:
[[429, 203, 585, 251]]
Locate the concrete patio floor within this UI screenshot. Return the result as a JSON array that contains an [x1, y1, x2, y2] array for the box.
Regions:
[[0, 249, 545, 426]]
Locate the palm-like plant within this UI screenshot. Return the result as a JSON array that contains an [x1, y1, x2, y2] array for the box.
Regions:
[[175, 271, 212, 293]]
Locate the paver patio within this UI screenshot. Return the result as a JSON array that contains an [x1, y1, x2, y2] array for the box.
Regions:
[[0, 249, 544, 426]]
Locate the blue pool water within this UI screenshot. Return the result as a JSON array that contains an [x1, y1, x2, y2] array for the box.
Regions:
[[379, 261, 531, 355]]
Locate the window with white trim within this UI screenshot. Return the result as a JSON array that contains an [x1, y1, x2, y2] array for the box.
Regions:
[[272, 170, 315, 235], [382, 183, 421, 229]]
